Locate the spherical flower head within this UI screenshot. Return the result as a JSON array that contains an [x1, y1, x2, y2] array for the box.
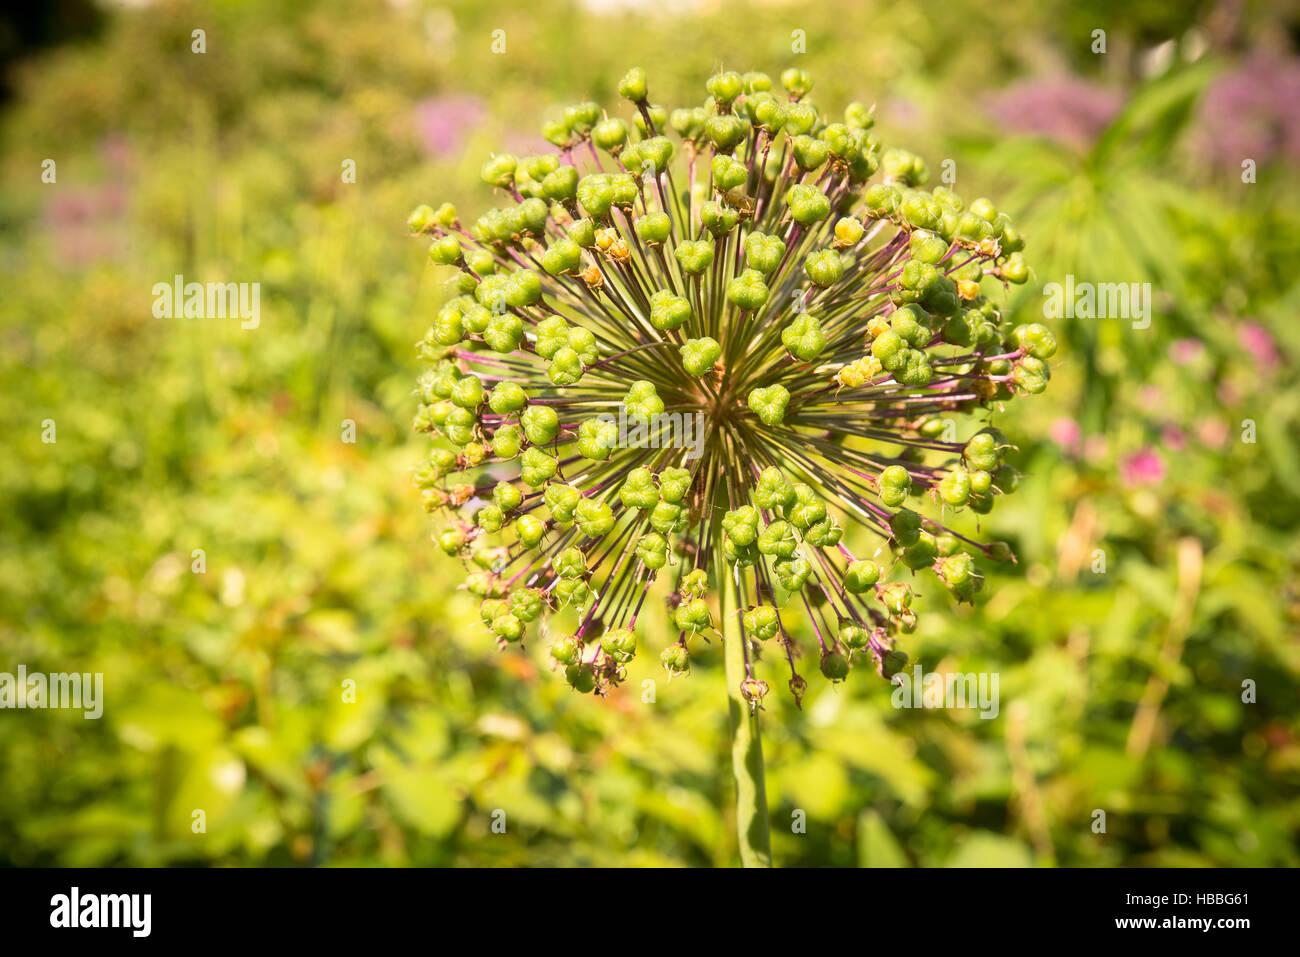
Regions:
[[407, 67, 1051, 700]]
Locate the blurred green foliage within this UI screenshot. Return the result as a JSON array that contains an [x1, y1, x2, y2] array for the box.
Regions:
[[1, 0, 1296, 867]]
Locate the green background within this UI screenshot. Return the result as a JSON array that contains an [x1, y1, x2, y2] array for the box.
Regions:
[[1, 0, 1297, 866]]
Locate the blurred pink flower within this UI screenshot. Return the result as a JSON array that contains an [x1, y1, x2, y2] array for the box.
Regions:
[[413, 94, 485, 158], [1195, 53, 1300, 170], [1161, 425, 1187, 451], [1199, 418, 1229, 449], [41, 136, 131, 267], [1238, 321, 1280, 372], [1084, 435, 1109, 463], [1049, 417, 1082, 454], [986, 77, 1122, 150], [1121, 448, 1165, 487], [1217, 381, 1243, 406], [1169, 337, 1204, 366]]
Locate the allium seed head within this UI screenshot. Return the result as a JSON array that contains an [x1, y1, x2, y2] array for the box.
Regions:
[[408, 67, 1050, 701]]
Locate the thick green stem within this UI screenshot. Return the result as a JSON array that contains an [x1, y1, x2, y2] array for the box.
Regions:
[[713, 547, 772, 867]]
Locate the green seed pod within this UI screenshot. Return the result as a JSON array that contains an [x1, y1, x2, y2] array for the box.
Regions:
[[437, 526, 467, 555], [706, 70, 744, 106], [488, 381, 528, 415], [784, 483, 826, 530], [743, 232, 786, 273], [711, 154, 749, 192], [748, 384, 790, 426], [674, 238, 715, 275], [722, 505, 760, 547], [554, 547, 587, 579], [876, 648, 908, 679], [1012, 322, 1057, 359], [705, 114, 747, 153], [781, 314, 827, 361], [509, 587, 544, 623], [669, 107, 705, 140], [601, 627, 638, 663], [743, 606, 780, 641], [1001, 253, 1030, 284], [1013, 355, 1051, 394], [477, 503, 504, 532], [450, 374, 485, 410], [521, 405, 559, 445], [902, 531, 939, 569], [878, 581, 913, 615], [543, 483, 581, 524], [726, 268, 769, 310], [785, 184, 832, 225], [845, 101, 874, 130], [888, 508, 923, 546], [482, 313, 524, 353], [577, 417, 619, 460], [635, 212, 672, 245], [565, 662, 597, 693], [520, 447, 558, 488], [542, 119, 573, 149], [591, 118, 630, 155], [701, 201, 741, 236], [780, 68, 813, 97], [542, 238, 583, 276], [753, 466, 795, 510], [635, 532, 669, 570], [550, 635, 581, 666], [557, 577, 592, 612], [548, 347, 584, 386], [649, 290, 692, 331], [514, 514, 545, 548], [480, 153, 518, 189], [804, 518, 843, 547], [491, 424, 523, 460], [839, 620, 870, 650], [480, 598, 508, 626], [428, 234, 463, 266], [804, 249, 845, 287], [658, 467, 691, 504], [623, 380, 664, 419], [660, 644, 689, 676], [649, 500, 686, 535], [864, 182, 901, 216], [492, 481, 523, 512], [618, 66, 648, 103], [939, 466, 971, 506], [574, 499, 615, 538], [791, 134, 830, 172], [844, 560, 880, 593], [492, 612, 524, 642], [680, 337, 722, 376], [757, 519, 799, 559], [674, 597, 713, 634], [834, 216, 865, 246], [820, 650, 850, 682]]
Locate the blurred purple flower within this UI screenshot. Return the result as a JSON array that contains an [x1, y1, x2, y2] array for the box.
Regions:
[[1237, 320, 1280, 372], [413, 94, 485, 158], [1195, 53, 1300, 170], [1049, 417, 1082, 455], [1122, 448, 1165, 487], [1199, 418, 1229, 449], [1169, 337, 1205, 366], [986, 77, 1122, 150], [41, 136, 131, 267]]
